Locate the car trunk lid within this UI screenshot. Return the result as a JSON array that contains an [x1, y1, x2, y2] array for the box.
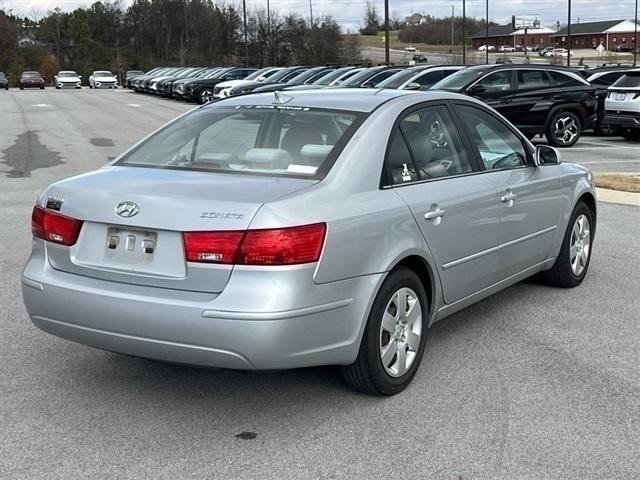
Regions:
[[43, 166, 316, 293]]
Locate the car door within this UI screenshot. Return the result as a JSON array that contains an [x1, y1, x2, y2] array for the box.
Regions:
[[385, 103, 500, 304], [454, 102, 563, 280], [510, 69, 553, 129]]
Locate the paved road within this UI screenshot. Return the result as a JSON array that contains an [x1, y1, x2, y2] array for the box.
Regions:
[[1, 89, 639, 479]]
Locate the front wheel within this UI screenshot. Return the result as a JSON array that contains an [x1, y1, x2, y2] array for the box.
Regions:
[[342, 268, 428, 395], [540, 201, 594, 288], [621, 128, 640, 141], [198, 88, 214, 104], [546, 111, 582, 147]]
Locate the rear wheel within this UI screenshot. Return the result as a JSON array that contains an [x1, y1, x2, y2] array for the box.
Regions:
[[546, 111, 581, 147], [621, 128, 640, 141], [540, 201, 593, 288], [342, 268, 428, 395]]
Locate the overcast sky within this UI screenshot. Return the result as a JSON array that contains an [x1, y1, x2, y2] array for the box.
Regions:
[[1, 0, 636, 32]]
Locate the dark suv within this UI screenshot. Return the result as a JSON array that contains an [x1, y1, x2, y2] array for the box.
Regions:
[[0, 72, 8, 90], [431, 64, 598, 147]]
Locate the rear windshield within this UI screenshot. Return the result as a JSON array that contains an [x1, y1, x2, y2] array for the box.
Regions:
[[377, 69, 425, 89], [431, 67, 491, 91], [612, 72, 640, 88], [117, 106, 365, 178]]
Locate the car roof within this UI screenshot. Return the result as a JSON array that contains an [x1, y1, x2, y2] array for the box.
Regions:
[[210, 88, 460, 113]]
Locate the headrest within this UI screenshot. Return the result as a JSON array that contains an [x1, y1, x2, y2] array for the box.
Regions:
[[245, 148, 292, 166], [300, 144, 333, 162]]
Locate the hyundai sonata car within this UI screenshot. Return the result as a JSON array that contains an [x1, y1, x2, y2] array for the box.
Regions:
[[19, 71, 45, 89], [89, 70, 118, 89], [22, 89, 596, 395]]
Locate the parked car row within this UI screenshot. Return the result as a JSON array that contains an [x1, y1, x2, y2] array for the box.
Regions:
[[1, 70, 121, 89]]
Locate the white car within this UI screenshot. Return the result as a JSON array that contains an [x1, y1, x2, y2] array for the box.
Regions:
[[89, 70, 118, 89], [54, 71, 82, 89], [213, 67, 284, 98], [477, 45, 496, 51], [604, 69, 640, 141], [544, 48, 573, 57], [499, 45, 516, 52], [404, 45, 417, 52]]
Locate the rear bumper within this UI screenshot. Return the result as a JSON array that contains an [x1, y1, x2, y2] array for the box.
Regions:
[[603, 112, 640, 128], [22, 245, 381, 370]]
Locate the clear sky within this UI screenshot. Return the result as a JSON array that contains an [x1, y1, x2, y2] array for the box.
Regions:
[[1, 0, 637, 32]]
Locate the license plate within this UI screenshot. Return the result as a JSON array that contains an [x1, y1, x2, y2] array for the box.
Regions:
[[616, 92, 627, 100], [106, 227, 157, 255]]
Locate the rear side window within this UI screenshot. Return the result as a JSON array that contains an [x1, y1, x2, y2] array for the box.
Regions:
[[414, 71, 447, 89], [548, 71, 586, 87], [118, 106, 364, 178], [612, 73, 640, 88], [592, 71, 625, 87], [458, 105, 528, 170], [517, 70, 550, 89], [385, 105, 472, 185]]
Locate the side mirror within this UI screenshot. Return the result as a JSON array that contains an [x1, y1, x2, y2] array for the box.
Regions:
[[467, 84, 486, 95], [535, 145, 562, 166], [404, 82, 421, 91]]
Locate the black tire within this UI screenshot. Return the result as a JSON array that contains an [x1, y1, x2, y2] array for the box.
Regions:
[[540, 201, 594, 288], [546, 110, 582, 147], [19, 86, 24, 90], [40, 85, 44, 89], [197, 88, 213, 104], [342, 267, 429, 395], [621, 128, 640, 141], [594, 123, 618, 136]]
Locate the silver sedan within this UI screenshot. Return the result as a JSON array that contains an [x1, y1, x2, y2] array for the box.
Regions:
[[22, 89, 596, 395]]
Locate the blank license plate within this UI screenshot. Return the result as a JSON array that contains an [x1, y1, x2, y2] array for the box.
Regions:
[[616, 92, 627, 100]]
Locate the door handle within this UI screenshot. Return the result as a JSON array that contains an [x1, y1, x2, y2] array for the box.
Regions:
[[424, 205, 446, 222], [500, 189, 517, 204]]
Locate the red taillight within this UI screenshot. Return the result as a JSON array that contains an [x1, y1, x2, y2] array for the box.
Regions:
[[31, 205, 83, 246], [183, 223, 326, 266], [183, 231, 244, 264]]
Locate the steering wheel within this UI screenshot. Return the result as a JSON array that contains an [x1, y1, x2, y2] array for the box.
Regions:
[[429, 120, 448, 148]]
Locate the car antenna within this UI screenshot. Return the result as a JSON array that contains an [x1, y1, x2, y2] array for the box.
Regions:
[[273, 91, 293, 105]]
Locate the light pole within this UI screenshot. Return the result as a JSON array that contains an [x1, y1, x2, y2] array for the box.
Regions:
[[266, 0, 272, 65], [462, 0, 466, 63], [309, 0, 313, 27], [485, 0, 489, 64], [567, 0, 572, 67], [634, 0, 638, 66], [451, 5, 455, 54], [384, 0, 390, 64], [242, 0, 248, 66]]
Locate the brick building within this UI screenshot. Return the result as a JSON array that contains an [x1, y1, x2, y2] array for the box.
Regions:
[[470, 24, 555, 49], [551, 19, 639, 50]]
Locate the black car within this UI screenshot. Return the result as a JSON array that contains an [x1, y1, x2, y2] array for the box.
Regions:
[[184, 67, 258, 103], [431, 64, 598, 147], [227, 67, 311, 97], [172, 68, 222, 99], [412, 53, 428, 63], [0, 72, 8, 90], [252, 66, 337, 94], [157, 67, 209, 97]]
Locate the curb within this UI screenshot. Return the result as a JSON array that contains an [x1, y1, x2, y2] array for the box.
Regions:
[[596, 187, 640, 206]]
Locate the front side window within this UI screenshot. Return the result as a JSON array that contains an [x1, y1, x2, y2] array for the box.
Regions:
[[385, 105, 472, 185], [118, 106, 363, 178], [458, 105, 528, 170], [476, 71, 513, 92]]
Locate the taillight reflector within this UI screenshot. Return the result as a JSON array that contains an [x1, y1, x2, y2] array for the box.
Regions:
[[183, 223, 326, 266], [31, 205, 83, 246]]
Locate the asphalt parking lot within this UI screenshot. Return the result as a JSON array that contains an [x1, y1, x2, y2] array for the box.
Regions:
[[1, 89, 639, 479]]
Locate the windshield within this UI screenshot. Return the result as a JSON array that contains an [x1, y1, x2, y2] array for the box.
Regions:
[[286, 69, 327, 85], [117, 106, 364, 178], [430, 67, 491, 91], [377, 68, 426, 89], [612, 71, 640, 88], [245, 67, 278, 81], [94, 71, 113, 77], [23, 72, 40, 78], [313, 67, 352, 85], [341, 68, 383, 87], [58, 72, 78, 77]]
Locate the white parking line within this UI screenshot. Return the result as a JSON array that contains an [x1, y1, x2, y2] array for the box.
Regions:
[[127, 104, 143, 107], [31, 104, 51, 107], [577, 160, 640, 164]]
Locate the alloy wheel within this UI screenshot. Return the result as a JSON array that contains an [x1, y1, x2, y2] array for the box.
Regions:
[[200, 88, 214, 103], [554, 116, 579, 145], [379, 287, 422, 377], [569, 214, 590, 276]]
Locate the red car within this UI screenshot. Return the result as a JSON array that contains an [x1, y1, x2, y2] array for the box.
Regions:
[[19, 71, 45, 89]]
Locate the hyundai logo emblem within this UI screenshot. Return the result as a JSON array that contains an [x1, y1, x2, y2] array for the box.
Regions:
[[115, 201, 139, 218]]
